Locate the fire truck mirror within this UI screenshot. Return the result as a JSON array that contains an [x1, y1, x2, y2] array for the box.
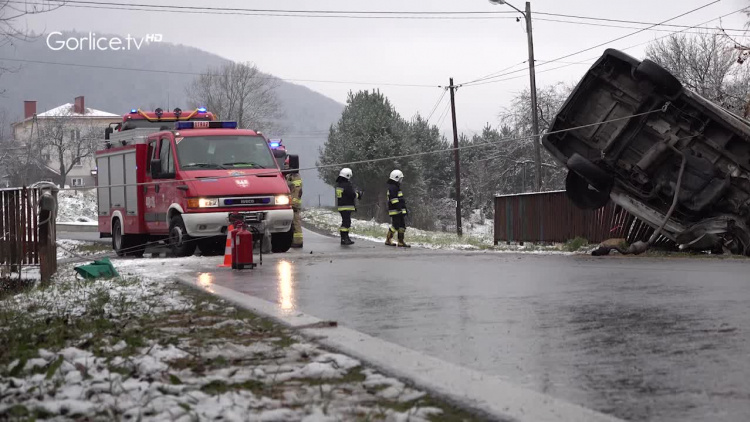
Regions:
[[104, 127, 113, 140]]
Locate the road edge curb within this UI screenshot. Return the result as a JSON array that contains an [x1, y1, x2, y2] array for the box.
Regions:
[[176, 273, 623, 422]]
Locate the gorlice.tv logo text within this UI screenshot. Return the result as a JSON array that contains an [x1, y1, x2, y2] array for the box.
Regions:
[[46, 32, 163, 51]]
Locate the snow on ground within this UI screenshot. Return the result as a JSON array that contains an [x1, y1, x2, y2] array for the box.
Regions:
[[56, 189, 97, 223], [303, 208, 576, 254], [0, 262, 473, 421]]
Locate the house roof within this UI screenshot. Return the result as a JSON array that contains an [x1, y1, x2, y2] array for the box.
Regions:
[[37, 103, 119, 118]]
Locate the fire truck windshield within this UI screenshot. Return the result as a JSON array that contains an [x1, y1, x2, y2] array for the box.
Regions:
[[176, 135, 278, 170]]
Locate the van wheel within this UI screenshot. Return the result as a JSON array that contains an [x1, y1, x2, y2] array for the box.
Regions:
[[566, 171, 612, 210], [112, 219, 146, 257], [271, 228, 293, 253], [635, 59, 682, 98], [169, 215, 197, 257]]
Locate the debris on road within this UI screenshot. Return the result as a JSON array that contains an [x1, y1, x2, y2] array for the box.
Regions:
[[0, 264, 483, 421]]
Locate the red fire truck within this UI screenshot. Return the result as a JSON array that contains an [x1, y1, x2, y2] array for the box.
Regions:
[[96, 111, 294, 257]]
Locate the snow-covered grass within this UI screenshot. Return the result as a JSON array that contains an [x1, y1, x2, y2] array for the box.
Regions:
[[56, 190, 97, 223], [56, 239, 111, 260], [0, 263, 479, 421], [303, 208, 577, 254]]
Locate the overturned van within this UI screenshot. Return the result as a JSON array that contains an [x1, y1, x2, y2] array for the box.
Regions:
[[543, 49, 750, 255]]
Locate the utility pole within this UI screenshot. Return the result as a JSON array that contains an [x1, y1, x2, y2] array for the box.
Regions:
[[489, 0, 541, 191], [449, 78, 462, 236], [524, 1, 542, 192]]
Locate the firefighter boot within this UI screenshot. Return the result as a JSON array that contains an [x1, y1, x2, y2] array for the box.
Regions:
[[345, 232, 355, 245], [340, 231, 354, 246], [385, 229, 396, 246], [397, 232, 411, 248]]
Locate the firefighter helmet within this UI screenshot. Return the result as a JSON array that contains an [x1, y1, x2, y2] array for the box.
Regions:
[[339, 168, 353, 180], [389, 169, 404, 182]]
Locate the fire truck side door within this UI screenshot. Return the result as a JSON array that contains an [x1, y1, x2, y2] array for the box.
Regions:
[[144, 139, 161, 233], [154, 135, 177, 233]]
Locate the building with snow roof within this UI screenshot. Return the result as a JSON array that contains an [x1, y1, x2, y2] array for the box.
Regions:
[[12, 96, 119, 188]]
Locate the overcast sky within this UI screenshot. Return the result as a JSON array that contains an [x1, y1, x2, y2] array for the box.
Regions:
[[23, 0, 750, 136]]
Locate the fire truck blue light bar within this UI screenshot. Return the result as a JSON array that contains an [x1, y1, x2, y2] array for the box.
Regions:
[[174, 121, 238, 130]]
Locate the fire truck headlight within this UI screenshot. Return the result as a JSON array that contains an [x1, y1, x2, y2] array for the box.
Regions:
[[275, 195, 291, 206], [188, 198, 219, 208]]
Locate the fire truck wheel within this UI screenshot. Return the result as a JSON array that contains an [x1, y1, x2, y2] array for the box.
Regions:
[[271, 228, 293, 253], [112, 219, 146, 257], [169, 215, 197, 257]]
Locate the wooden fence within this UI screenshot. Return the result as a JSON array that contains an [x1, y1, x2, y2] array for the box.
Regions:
[[0, 187, 57, 280], [493, 190, 670, 246]]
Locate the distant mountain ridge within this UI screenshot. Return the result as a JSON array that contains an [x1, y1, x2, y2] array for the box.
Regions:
[[0, 31, 342, 205]]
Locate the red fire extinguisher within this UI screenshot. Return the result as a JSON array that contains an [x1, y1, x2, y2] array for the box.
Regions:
[[232, 222, 256, 270]]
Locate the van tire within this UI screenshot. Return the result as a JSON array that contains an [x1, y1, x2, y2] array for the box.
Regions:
[[635, 59, 682, 98], [112, 219, 146, 257], [566, 171, 612, 210], [271, 228, 293, 253], [169, 215, 197, 257]]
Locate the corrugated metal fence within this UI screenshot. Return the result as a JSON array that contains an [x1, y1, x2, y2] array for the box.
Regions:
[[0, 187, 57, 280], [493, 190, 669, 245]]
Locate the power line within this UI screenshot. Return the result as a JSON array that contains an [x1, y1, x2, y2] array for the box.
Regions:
[[425, 89, 448, 123], [461, 3, 745, 87], [531, 0, 722, 69], [32, 0, 518, 19], [534, 17, 748, 35], [535, 11, 749, 32], [0, 57, 441, 88]]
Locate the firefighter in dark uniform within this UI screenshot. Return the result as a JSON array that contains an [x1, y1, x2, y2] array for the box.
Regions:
[[286, 155, 303, 248], [335, 168, 362, 246], [385, 169, 410, 248]]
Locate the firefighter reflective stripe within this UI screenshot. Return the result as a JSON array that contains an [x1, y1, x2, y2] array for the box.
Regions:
[[291, 179, 302, 187], [398, 228, 406, 233], [338, 206, 356, 211], [339, 227, 350, 232], [390, 198, 399, 204], [390, 226, 397, 233], [398, 191, 403, 197], [293, 232, 304, 239], [389, 210, 401, 216], [402, 209, 407, 214], [293, 198, 302, 205], [335, 188, 343, 198]]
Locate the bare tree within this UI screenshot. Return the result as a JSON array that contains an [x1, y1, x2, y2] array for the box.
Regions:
[[647, 31, 738, 104], [0, 1, 66, 81], [186, 62, 282, 133], [0, 110, 53, 186], [35, 110, 99, 187], [498, 82, 572, 191]]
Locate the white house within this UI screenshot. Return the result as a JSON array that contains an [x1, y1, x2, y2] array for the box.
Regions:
[[12, 96, 120, 187]]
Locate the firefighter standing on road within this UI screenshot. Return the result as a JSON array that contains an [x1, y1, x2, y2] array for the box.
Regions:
[[385, 169, 410, 248], [336, 168, 362, 246], [286, 155, 303, 248]]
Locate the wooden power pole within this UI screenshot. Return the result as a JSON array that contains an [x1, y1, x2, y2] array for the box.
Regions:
[[449, 78, 462, 237]]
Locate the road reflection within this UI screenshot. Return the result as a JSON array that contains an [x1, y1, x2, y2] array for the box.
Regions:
[[277, 260, 295, 312], [197, 272, 215, 294]]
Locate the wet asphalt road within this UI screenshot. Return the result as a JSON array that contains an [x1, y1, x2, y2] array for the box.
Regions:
[[69, 228, 750, 421]]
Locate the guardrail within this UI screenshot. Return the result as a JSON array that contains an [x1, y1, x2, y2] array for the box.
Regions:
[[493, 190, 666, 246], [0, 186, 57, 281]]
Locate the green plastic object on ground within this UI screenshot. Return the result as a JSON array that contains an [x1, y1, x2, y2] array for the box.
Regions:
[[74, 257, 120, 279]]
